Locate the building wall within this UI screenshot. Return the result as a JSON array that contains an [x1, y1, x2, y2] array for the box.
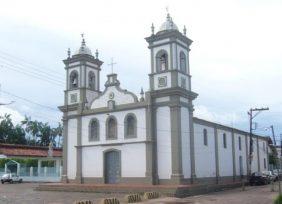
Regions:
[[67, 119, 77, 180], [156, 106, 172, 179], [82, 143, 146, 178], [259, 139, 268, 171], [181, 107, 191, 178], [217, 129, 233, 177], [81, 108, 146, 146], [194, 123, 216, 178], [234, 133, 247, 176]]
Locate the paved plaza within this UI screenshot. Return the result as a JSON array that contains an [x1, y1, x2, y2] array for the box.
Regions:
[[0, 183, 279, 204]]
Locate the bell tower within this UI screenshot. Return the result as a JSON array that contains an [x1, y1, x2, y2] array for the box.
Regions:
[[145, 13, 192, 91], [146, 13, 198, 184], [63, 36, 103, 106]]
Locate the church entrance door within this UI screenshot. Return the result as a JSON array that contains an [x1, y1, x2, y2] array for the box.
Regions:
[[104, 150, 121, 184]]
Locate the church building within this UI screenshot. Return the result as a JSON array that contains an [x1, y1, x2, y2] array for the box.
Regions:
[[59, 13, 269, 185]]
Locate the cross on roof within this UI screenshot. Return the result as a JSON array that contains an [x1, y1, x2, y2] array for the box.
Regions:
[[108, 58, 117, 74]]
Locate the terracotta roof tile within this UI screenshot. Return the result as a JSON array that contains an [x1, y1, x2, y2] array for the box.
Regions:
[[0, 143, 62, 157]]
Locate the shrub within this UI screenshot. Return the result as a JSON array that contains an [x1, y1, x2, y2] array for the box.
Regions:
[[274, 194, 282, 204]]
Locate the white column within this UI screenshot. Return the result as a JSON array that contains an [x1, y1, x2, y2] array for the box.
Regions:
[[4, 164, 7, 173], [44, 166, 47, 177], [30, 167, 33, 177], [38, 160, 42, 176], [59, 166, 62, 177], [17, 163, 20, 176], [55, 159, 60, 176]]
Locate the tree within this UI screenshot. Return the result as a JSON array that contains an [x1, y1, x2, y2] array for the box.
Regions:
[[21, 116, 62, 147], [0, 114, 27, 144]]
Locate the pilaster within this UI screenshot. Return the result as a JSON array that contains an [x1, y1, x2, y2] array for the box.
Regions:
[[169, 102, 183, 184], [61, 113, 68, 183], [231, 131, 236, 181], [75, 105, 83, 183], [214, 126, 219, 184], [188, 103, 196, 183]]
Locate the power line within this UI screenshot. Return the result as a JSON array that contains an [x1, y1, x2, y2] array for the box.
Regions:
[[1, 89, 59, 112], [0, 63, 64, 86], [0, 49, 64, 77]]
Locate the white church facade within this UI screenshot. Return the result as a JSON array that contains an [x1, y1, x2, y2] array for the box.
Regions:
[[59, 13, 269, 185]]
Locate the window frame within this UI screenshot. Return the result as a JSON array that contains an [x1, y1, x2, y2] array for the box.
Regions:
[[106, 116, 118, 140], [223, 133, 227, 148], [179, 51, 187, 73], [203, 129, 208, 146], [88, 71, 96, 90], [124, 113, 137, 139], [239, 136, 242, 151], [69, 70, 79, 89], [156, 50, 168, 73], [89, 118, 99, 141]]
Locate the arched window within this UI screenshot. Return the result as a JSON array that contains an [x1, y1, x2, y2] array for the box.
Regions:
[[223, 133, 227, 148], [69, 70, 78, 89], [89, 119, 99, 141], [124, 114, 137, 138], [238, 137, 242, 150], [88, 71, 95, 89], [203, 129, 208, 146], [156, 50, 168, 72], [180, 51, 187, 73], [106, 116, 117, 140]]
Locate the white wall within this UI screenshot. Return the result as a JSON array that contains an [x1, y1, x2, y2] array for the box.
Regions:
[[259, 139, 268, 171], [194, 123, 216, 178], [156, 106, 172, 179], [67, 119, 77, 179], [82, 143, 146, 178], [181, 107, 191, 178], [234, 134, 247, 176], [81, 108, 146, 146], [217, 129, 233, 177], [90, 86, 136, 109]]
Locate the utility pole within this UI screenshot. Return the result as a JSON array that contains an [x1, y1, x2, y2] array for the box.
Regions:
[[248, 107, 269, 178]]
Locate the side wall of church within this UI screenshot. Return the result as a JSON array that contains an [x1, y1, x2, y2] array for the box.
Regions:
[[234, 133, 248, 176], [156, 106, 172, 179], [194, 123, 216, 178], [193, 119, 269, 183], [217, 129, 233, 177]]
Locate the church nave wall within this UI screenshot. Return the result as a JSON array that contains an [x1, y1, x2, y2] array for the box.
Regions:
[[80, 108, 147, 146], [194, 123, 216, 178], [81, 143, 146, 178]]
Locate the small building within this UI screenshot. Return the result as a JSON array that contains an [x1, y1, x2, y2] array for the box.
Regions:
[[0, 143, 62, 177]]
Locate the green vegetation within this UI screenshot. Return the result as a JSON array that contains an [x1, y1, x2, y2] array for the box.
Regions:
[[0, 114, 62, 147], [274, 194, 282, 204], [0, 158, 38, 168]]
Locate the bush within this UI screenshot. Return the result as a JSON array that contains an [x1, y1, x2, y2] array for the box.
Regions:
[[0, 158, 38, 168], [274, 194, 282, 204]]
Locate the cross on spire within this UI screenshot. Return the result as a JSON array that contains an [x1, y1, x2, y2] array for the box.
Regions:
[[108, 58, 117, 74], [81, 33, 85, 45]]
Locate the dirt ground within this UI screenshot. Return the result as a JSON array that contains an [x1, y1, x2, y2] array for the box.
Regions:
[[0, 182, 279, 204]]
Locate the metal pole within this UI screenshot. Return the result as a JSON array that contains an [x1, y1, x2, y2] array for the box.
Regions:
[[249, 109, 253, 178]]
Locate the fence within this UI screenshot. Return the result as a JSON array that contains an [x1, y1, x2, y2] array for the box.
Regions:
[[0, 166, 62, 182]]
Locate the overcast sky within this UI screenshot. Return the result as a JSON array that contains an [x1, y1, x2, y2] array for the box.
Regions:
[[0, 0, 281, 139]]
